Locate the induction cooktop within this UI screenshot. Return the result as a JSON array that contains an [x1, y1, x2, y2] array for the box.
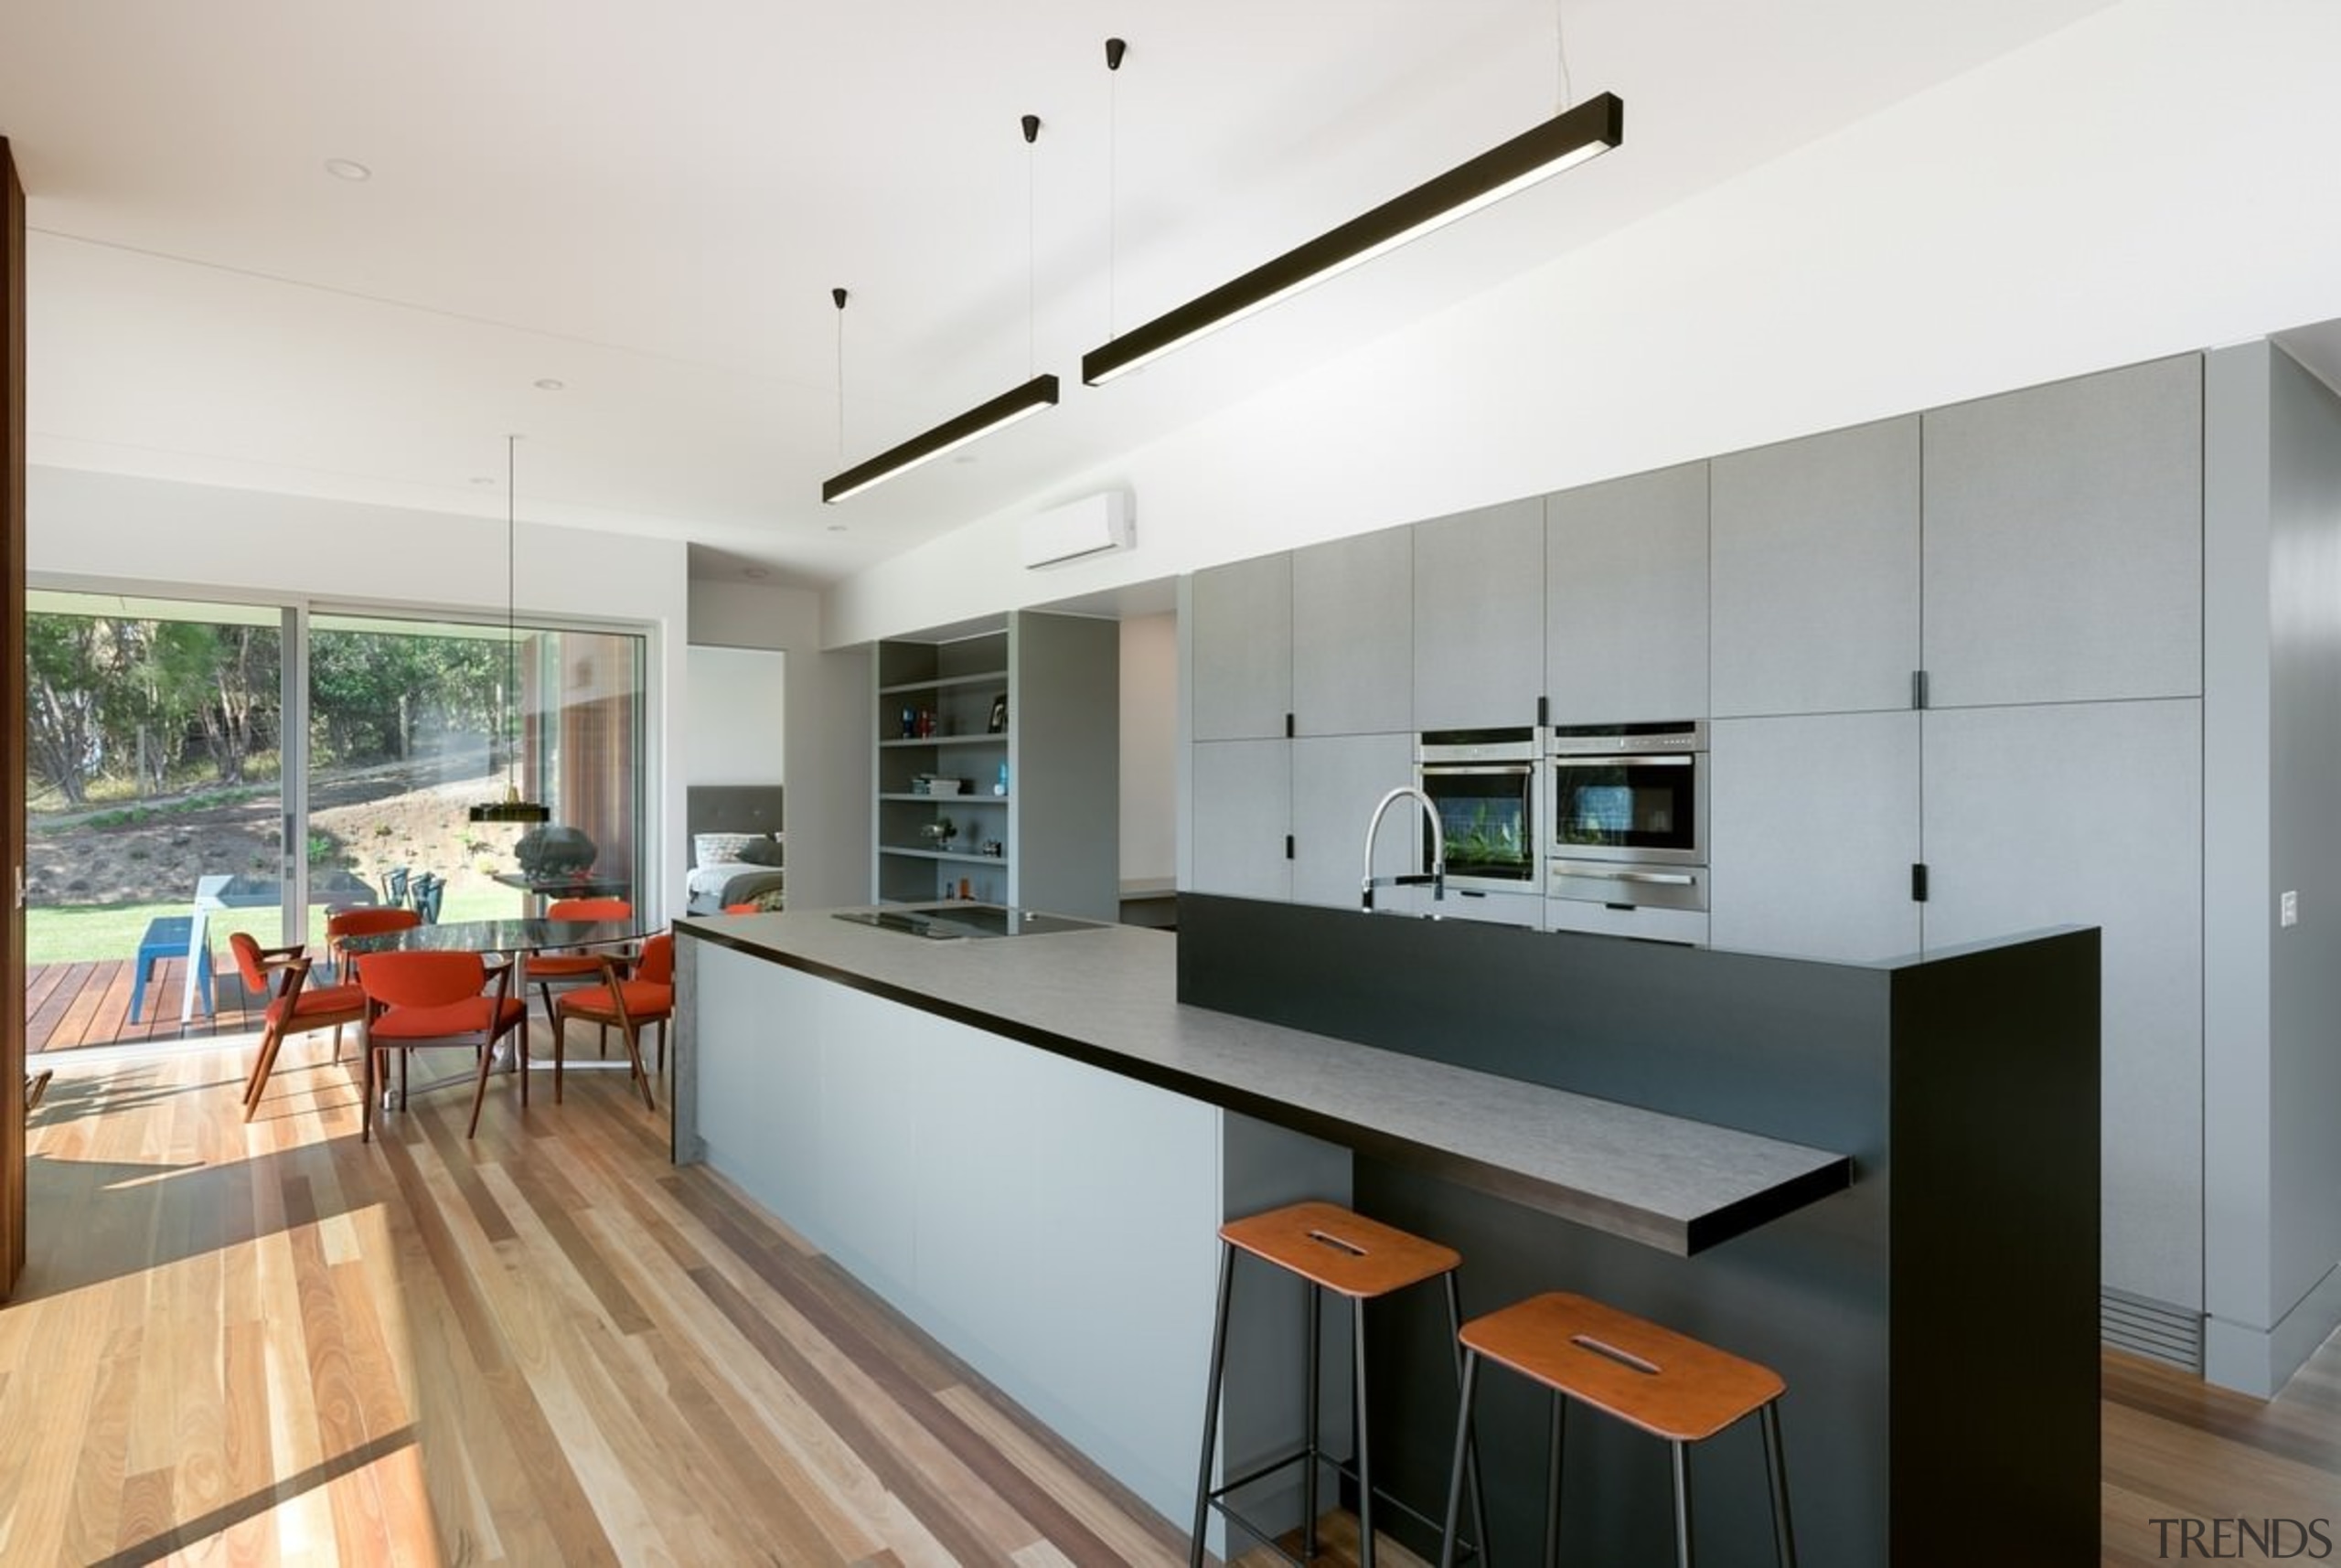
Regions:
[[831, 903, 1110, 941]]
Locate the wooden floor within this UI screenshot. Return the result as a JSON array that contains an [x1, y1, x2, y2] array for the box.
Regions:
[[27, 956, 263, 1055], [4, 1036, 2337, 1566], [1, 1035, 1191, 1566]]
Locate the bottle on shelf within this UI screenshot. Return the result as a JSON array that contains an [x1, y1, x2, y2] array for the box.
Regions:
[[995, 760, 1009, 796]]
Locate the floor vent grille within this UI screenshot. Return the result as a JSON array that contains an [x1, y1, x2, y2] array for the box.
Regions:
[[2101, 1288, 2203, 1371]]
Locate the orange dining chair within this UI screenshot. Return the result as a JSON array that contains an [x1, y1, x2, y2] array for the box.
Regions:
[[325, 905, 422, 996], [231, 932, 368, 1123], [552, 931, 669, 1112], [529, 897, 634, 1049], [356, 949, 528, 1142]]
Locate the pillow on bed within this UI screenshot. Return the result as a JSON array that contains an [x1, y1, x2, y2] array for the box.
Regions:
[[694, 832, 761, 866], [733, 837, 785, 867]]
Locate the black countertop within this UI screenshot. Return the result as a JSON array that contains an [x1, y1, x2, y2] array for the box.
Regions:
[[678, 908, 1852, 1255]]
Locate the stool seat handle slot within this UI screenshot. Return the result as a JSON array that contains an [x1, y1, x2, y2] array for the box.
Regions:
[[1307, 1228, 1370, 1257], [1571, 1334, 1662, 1376]]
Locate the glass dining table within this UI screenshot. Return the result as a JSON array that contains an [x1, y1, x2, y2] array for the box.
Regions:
[[337, 916, 650, 1087]]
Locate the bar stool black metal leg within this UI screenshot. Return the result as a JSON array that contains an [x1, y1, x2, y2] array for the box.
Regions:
[[1353, 1296, 1374, 1568], [1544, 1391, 1566, 1568], [1190, 1243, 1235, 1568], [1303, 1281, 1321, 1561], [1761, 1401, 1797, 1568], [1441, 1274, 1489, 1563], [1672, 1439, 1694, 1568], [1438, 1352, 1480, 1568]]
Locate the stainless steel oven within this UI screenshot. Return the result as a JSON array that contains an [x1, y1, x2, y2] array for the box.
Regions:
[[1545, 720, 1707, 911], [1415, 728, 1542, 892]]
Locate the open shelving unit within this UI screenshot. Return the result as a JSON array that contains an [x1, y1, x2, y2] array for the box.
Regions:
[[871, 613, 1119, 920]]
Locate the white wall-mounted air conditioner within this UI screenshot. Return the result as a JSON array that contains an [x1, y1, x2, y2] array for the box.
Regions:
[[1021, 490, 1134, 569]]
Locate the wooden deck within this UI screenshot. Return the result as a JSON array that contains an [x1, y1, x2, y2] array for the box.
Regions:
[[25, 955, 264, 1054]]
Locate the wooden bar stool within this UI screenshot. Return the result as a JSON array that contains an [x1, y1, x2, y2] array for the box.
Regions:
[[1191, 1200, 1486, 1568], [1437, 1292, 1796, 1568]]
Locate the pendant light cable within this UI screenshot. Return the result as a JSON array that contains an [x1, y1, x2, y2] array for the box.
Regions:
[[831, 286, 848, 458], [1021, 114, 1040, 380], [1555, 0, 1574, 112], [1106, 37, 1126, 336]]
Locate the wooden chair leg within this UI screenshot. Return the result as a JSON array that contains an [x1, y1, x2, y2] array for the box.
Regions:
[[332, 1022, 345, 1065], [241, 1023, 288, 1121], [361, 1042, 377, 1144], [465, 1040, 496, 1138], [618, 1024, 656, 1114]]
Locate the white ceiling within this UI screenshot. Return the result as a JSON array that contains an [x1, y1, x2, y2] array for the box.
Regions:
[[2, 0, 2118, 588]]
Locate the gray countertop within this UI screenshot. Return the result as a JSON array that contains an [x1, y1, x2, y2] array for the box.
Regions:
[[677, 908, 1853, 1255]]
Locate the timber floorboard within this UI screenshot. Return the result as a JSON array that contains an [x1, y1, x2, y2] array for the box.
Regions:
[[5, 1038, 2340, 1564]]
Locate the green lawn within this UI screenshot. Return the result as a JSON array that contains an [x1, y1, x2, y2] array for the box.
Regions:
[[25, 882, 521, 966]]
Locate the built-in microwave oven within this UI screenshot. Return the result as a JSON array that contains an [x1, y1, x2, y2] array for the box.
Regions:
[[1416, 728, 1543, 892], [1545, 720, 1707, 911]]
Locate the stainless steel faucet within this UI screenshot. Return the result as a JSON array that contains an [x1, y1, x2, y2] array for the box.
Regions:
[[1361, 785, 1446, 912]]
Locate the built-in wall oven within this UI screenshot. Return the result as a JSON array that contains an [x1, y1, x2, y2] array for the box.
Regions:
[[1415, 728, 1543, 893], [1545, 720, 1707, 912]]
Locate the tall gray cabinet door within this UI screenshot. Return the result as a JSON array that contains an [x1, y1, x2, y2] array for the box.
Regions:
[[1191, 554, 1292, 741], [1922, 698, 2203, 1312], [1707, 712, 1919, 962], [1290, 733, 1415, 909], [1921, 355, 2203, 707], [1189, 740, 1291, 901], [1545, 463, 1710, 725], [1293, 527, 1411, 737], [1413, 498, 1545, 729], [1711, 418, 1919, 718]]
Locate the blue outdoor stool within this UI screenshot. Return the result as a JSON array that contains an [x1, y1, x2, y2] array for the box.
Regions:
[[130, 913, 214, 1022]]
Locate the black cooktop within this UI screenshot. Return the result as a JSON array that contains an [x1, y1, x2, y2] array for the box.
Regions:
[[831, 903, 1110, 941]]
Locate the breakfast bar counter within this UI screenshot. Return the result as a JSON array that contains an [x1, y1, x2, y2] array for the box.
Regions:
[[674, 905, 1850, 1255], [674, 899, 2100, 1568]]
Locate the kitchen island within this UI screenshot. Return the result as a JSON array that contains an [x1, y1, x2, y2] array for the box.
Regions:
[[677, 900, 2098, 1567]]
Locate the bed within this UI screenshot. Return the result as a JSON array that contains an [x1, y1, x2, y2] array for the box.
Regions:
[[686, 785, 786, 915]]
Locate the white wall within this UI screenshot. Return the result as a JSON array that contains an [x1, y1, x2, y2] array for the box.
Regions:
[[1118, 613, 1177, 884], [686, 645, 786, 785], [687, 579, 871, 912], [825, 0, 2341, 645], [27, 465, 696, 918]]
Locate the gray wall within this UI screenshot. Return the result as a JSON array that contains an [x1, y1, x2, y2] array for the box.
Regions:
[[688, 579, 871, 912], [2202, 342, 2341, 1394]]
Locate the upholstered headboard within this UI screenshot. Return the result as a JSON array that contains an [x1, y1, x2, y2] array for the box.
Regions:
[[687, 784, 785, 865]]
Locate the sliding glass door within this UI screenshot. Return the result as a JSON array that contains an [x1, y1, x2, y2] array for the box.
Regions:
[[22, 591, 295, 1051], [22, 592, 647, 1055], [305, 613, 644, 942]]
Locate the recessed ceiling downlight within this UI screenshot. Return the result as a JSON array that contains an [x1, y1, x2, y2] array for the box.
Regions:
[[324, 158, 372, 182], [533, 378, 565, 391]]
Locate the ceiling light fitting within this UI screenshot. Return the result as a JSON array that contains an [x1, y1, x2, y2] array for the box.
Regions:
[[819, 374, 1060, 504], [1080, 91, 1623, 386], [469, 433, 550, 825], [323, 157, 372, 182], [820, 115, 1062, 504]]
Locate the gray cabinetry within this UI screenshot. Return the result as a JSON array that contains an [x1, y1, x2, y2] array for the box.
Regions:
[[1290, 733, 1414, 909], [1293, 527, 1411, 737], [1545, 463, 1710, 724], [1192, 554, 1291, 741], [1921, 698, 2204, 1310], [1413, 498, 1544, 728], [1707, 712, 1919, 961], [1711, 419, 1919, 718], [1190, 739, 1291, 902], [1921, 356, 2203, 708]]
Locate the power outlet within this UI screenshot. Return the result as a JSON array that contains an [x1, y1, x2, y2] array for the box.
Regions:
[[2282, 890, 2300, 928]]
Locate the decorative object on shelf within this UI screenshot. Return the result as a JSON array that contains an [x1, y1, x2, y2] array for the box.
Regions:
[[988, 693, 1008, 733], [1080, 85, 1622, 385], [918, 817, 957, 851], [518, 825, 598, 879], [470, 432, 551, 824], [822, 116, 1061, 503], [979, 839, 1004, 858], [994, 760, 1010, 795], [900, 705, 916, 738]]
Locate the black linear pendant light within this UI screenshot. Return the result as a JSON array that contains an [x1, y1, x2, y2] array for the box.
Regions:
[[822, 115, 1061, 504], [1081, 91, 1623, 386], [469, 433, 551, 824]]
